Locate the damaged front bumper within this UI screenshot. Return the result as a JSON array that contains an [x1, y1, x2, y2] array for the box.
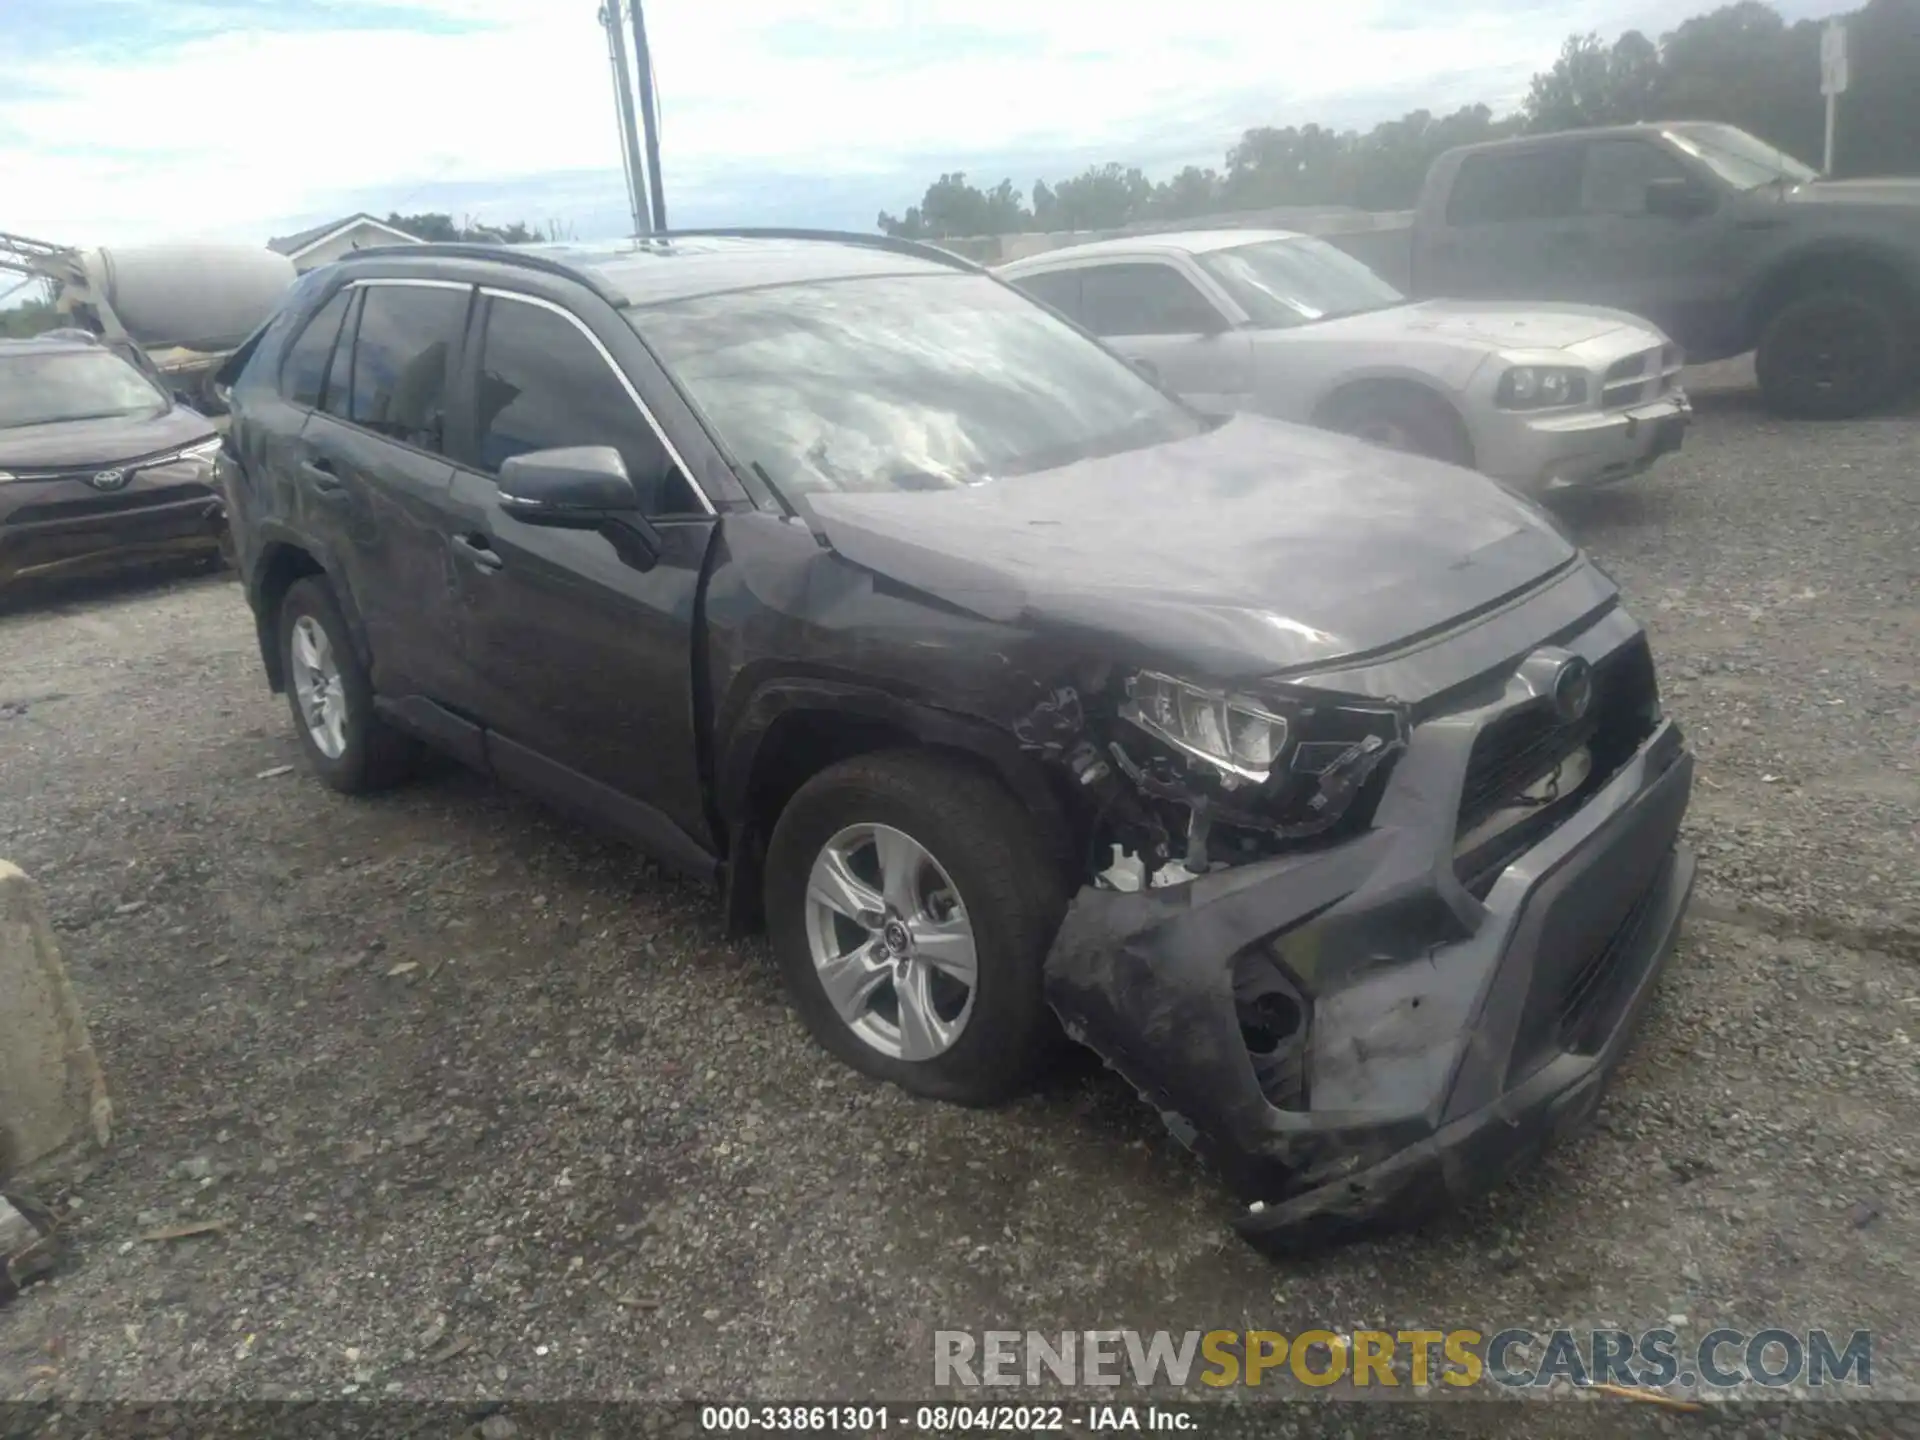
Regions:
[[1045, 684, 1695, 1250]]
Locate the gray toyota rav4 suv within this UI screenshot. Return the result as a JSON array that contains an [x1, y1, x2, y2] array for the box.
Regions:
[[218, 230, 1696, 1251]]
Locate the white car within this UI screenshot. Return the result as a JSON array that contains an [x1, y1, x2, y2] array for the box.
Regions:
[[996, 229, 1692, 493]]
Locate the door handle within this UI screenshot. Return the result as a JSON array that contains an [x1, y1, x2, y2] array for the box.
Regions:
[[451, 533, 503, 572], [299, 459, 346, 494]]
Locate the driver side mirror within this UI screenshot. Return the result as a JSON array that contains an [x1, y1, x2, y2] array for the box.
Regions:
[[1644, 175, 1716, 219]]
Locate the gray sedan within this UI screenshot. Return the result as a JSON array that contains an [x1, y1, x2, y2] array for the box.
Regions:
[[997, 229, 1692, 494]]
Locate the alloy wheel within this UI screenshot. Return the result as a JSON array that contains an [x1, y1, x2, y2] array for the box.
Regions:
[[802, 823, 978, 1062], [290, 614, 348, 760]]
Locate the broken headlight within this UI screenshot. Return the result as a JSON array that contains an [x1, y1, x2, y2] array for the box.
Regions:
[[1120, 671, 1291, 784]]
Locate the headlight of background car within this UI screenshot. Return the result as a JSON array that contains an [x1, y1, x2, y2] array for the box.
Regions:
[[1497, 365, 1589, 411], [1121, 671, 1290, 783]]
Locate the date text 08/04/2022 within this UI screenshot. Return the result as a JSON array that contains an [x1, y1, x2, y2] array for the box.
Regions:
[[700, 1405, 1192, 1432]]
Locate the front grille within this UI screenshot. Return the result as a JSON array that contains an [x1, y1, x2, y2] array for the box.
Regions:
[[1454, 638, 1660, 888], [1557, 878, 1662, 1050], [1600, 346, 1684, 409], [5, 482, 215, 526]]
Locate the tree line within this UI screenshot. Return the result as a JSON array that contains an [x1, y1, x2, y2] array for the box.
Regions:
[[877, 0, 1920, 239], [382, 212, 575, 245]]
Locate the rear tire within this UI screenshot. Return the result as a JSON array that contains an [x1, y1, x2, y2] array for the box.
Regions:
[[276, 576, 420, 794], [1319, 385, 1474, 468], [764, 750, 1067, 1106], [1755, 287, 1910, 419]]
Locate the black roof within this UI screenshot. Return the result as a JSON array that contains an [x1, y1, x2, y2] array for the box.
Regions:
[[330, 229, 979, 308]]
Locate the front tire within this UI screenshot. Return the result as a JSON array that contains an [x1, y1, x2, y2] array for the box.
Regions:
[[276, 576, 420, 794], [1319, 385, 1473, 468], [764, 751, 1067, 1106], [1755, 287, 1910, 419]]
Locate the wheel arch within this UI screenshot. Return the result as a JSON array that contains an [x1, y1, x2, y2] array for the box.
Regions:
[[1738, 242, 1919, 352], [248, 534, 366, 693], [1310, 374, 1477, 469], [715, 679, 1079, 937]]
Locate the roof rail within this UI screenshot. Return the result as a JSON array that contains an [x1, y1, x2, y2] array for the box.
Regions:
[[329, 228, 980, 300], [648, 227, 982, 273], [327, 242, 629, 304]]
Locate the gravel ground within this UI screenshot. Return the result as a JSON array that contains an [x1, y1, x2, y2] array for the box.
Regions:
[[0, 363, 1915, 1435]]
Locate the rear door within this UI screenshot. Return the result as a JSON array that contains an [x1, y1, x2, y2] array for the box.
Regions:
[[293, 279, 472, 700], [441, 287, 717, 848], [1421, 146, 1584, 299], [1070, 261, 1252, 412]]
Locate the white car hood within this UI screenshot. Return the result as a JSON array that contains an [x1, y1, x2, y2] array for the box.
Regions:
[[1304, 299, 1648, 353]]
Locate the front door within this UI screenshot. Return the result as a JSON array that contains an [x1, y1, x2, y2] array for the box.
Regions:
[[443, 289, 717, 850], [1074, 261, 1253, 413], [1571, 137, 1731, 346]]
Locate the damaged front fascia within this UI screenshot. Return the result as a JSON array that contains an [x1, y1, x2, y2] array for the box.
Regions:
[[1008, 669, 1414, 892]]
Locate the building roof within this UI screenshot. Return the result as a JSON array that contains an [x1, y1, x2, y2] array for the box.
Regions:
[[268, 213, 422, 260]]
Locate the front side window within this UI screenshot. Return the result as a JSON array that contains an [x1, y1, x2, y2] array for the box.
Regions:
[[1077, 263, 1223, 337], [279, 289, 352, 409], [632, 272, 1205, 503], [0, 349, 168, 430], [1197, 238, 1405, 327], [344, 283, 469, 454], [1447, 149, 1581, 225], [475, 297, 699, 516], [1580, 140, 1691, 215]]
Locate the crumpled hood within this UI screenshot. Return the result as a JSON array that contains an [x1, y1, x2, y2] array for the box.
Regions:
[[0, 405, 215, 474], [1318, 299, 1646, 352], [807, 414, 1578, 683], [1782, 177, 1920, 209]]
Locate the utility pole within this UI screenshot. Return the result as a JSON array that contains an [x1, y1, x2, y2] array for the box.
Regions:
[[628, 0, 668, 232], [599, 3, 648, 237]]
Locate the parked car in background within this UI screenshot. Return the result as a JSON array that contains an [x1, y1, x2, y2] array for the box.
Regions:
[[998, 231, 1690, 495], [0, 333, 226, 589], [220, 232, 1694, 1251], [1410, 122, 1920, 418]]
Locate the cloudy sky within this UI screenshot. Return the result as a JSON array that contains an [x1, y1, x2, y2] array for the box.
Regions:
[[3, 0, 1848, 250]]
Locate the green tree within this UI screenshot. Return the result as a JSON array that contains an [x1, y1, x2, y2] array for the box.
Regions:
[[876, 0, 1920, 234], [878, 173, 1031, 239], [0, 294, 60, 340], [383, 212, 555, 244], [1523, 31, 1666, 131]]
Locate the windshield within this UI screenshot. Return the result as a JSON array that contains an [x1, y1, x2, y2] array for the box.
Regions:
[[0, 349, 168, 430], [1665, 124, 1818, 190], [1196, 237, 1405, 328], [630, 272, 1204, 500]]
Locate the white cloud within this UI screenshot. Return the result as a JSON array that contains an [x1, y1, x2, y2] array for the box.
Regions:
[[0, 0, 1848, 248]]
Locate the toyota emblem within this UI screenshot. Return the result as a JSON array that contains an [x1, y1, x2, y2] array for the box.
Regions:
[[89, 468, 130, 492], [1551, 655, 1594, 723]]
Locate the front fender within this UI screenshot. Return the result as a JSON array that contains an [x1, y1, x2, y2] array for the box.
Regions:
[[714, 674, 1076, 857]]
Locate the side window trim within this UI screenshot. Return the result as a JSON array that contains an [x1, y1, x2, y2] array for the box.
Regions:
[[477, 286, 716, 517], [321, 288, 362, 418]]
